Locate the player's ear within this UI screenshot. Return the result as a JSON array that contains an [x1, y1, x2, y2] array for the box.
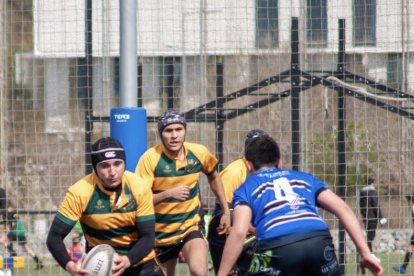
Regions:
[[245, 160, 255, 173], [277, 159, 283, 168]]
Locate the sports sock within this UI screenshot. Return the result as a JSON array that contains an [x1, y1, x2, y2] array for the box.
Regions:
[[403, 252, 412, 268], [7, 244, 16, 256]]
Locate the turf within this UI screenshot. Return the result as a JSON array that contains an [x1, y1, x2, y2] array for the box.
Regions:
[[7, 253, 411, 275]]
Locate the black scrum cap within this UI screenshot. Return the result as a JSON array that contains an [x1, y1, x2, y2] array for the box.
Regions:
[[157, 110, 186, 134], [245, 129, 268, 148], [90, 137, 125, 171]]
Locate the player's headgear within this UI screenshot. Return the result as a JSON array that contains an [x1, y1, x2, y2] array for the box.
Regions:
[[91, 137, 125, 172], [157, 109, 187, 134], [245, 129, 268, 148]]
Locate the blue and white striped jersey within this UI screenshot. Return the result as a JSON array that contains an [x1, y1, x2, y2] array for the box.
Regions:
[[233, 167, 330, 242]]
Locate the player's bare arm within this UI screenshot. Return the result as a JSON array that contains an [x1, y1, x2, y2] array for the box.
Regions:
[[317, 189, 383, 276], [217, 205, 251, 276], [153, 185, 190, 204], [208, 171, 231, 233]]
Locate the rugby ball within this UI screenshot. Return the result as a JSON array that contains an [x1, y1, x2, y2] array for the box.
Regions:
[[81, 244, 116, 276]]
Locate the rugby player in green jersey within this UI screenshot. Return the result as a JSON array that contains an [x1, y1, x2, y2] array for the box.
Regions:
[[135, 110, 231, 276], [47, 137, 163, 276], [207, 129, 267, 275]]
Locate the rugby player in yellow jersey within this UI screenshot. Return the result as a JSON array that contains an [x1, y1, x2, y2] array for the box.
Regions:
[[135, 110, 231, 276], [47, 137, 163, 276], [207, 129, 267, 275]]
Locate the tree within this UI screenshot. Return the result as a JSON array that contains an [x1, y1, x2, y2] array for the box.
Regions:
[[309, 121, 379, 195]]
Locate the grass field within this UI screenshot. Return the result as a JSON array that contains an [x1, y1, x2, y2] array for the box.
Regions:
[[8, 260, 213, 275], [3, 252, 414, 275]]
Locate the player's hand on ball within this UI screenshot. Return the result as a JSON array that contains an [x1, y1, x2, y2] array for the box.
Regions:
[[81, 244, 116, 276], [65, 260, 89, 276], [112, 253, 130, 276]]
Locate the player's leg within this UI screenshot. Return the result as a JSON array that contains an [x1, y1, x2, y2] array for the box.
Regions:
[[156, 243, 182, 276], [393, 235, 414, 273], [23, 245, 44, 270], [160, 258, 177, 276], [403, 235, 414, 267], [249, 234, 340, 276], [366, 221, 377, 252], [5, 231, 17, 256], [20, 238, 44, 270], [182, 232, 208, 276], [0, 224, 9, 247], [123, 259, 165, 276], [303, 236, 341, 276], [21, 243, 34, 256], [208, 240, 224, 274], [0, 234, 7, 246], [207, 214, 226, 274]]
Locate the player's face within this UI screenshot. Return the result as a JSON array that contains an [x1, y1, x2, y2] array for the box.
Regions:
[[161, 123, 186, 156], [96, 160, 125, 189]]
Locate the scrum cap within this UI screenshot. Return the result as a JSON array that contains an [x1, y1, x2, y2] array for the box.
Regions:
[[91, 137, 125, 171], [157, 110, 187, 134], [245, 129, 268, 148]]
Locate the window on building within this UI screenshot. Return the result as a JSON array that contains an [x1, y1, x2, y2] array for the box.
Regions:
[[159, 57, 182, 109], [256, 0, 278, 48], [306, 0, 327, 46], [387, 53, 402, 89], [113, 57, 140, 97], [353, 0, 376, 46]]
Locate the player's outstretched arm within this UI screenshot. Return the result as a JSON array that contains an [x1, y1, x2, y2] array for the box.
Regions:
[[317, 189, 383, 276], [217, 204, 251, 276], [46, 218, 75, 268], [208, 171, 231, 234]]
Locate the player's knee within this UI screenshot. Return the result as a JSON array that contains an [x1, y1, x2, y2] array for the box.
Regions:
[[186, 254, 208, 276], [189, 265, 208, 276]]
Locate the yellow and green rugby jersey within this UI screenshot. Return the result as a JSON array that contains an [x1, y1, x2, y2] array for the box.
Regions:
[[213, 158, 247, 215], [135, 142, 218, 246], [56, 171, 156, 265]]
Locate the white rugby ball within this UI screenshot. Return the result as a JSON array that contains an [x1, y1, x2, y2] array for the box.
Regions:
[[81, 244, 116, 276]]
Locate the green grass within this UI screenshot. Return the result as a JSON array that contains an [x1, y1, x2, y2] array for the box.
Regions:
[[8, 260, 211, 275], [332, 252, 412, 275], [6, 253, 413, 275]]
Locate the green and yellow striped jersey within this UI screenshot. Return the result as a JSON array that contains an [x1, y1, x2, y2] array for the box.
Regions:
[[56, 171, 156, 265], [135, 142, 218, 246], [213, 158, 248, 215], [220, 158, 248, 205]]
